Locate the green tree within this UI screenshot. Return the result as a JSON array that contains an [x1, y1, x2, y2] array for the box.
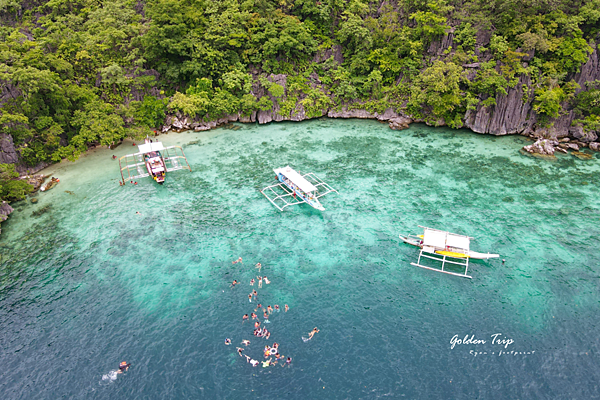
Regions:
[[0, 163, 33, 202]]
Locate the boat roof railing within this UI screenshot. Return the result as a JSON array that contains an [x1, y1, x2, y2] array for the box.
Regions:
[[418, 226, 471, 252], [274, 166, 317, 193], [138, 142, 165, 154]]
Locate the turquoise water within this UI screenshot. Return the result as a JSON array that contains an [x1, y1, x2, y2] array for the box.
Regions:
[[1, 119, 599, 399]]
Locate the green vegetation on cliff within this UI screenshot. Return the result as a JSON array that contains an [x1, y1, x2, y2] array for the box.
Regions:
[[0, 0, 599, 184]]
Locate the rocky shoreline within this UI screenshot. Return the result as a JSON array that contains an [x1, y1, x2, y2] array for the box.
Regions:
[[161, 106, 599, 159]]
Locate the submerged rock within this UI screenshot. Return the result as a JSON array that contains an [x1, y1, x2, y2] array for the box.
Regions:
[[31, 205, 51, 217], [571, 151, 593, 160]]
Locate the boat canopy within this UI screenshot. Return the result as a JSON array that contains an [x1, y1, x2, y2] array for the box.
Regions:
[[274, 166, 317, 193], [138, 142, 165, 154], [422, 227, 471, 251]]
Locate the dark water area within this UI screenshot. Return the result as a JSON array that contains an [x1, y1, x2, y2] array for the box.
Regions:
[[1, 119, 599, 399]]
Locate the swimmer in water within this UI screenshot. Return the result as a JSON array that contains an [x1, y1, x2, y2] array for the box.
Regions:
[[236, 347, 244, 356], [257, 276, 263, 288], [231, 280, 238, 287], [245, 355, 251, 363], [248, 294, 252, 302], [232, 257, 242, 264], [265, 330, 271, 340], [262, 358, 272, 367], [267, 305, 273, 314], [255, 321, 261, 328], [252, 290, 258, 298], [285, 304, 289, 312], [136, 211, 141, 215], [242, 314, 249, 321], [242, 340, 250, 346], [255, 263, 262, 272], [274, 305, 280, 312], [256, 303, 261, 309], [250, 278, 255, 286], [251, 313, 257, 320], [117, 361, 130, 373], [250, 359, 259, 367], [264, 276, 271, 284], [307, 327, 319, 340], [286, 357, 292, 364], [225, 338, 232, 345]]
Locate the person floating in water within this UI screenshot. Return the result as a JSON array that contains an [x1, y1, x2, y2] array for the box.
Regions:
[[243, 314, 249, 321], [262, 358, 272, 368], [241, 340, 250, 346], [308, 327, 319, 340], [263, 276, 271, 284], [112, 155, 117, 160], [250, 359, 259, 367], [285, 304, 289, 312], [257, 276, 263, 288], [224, 338, 232, 345], [253, 291, 258, 299], [236, 347, 244, 356], [251, 313, 257, 320], [118, 361, 130, 373], [255, 263, 262, 272], [274, 305, 280, 312], [250, 278, 255, 286], [231, 280, 238, 288], [248, 294, 252, 302], [232, 257, 242, 264], [267, 305, 273, 314]]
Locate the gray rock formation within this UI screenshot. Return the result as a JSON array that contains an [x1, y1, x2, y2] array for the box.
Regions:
[[0, 201, 13, 234], [327, 107, 377, 119], [389, 116, 412, 130], [0, 133, 19, 164], [590, 142, 600, 151], [465, 74, 536, 135], [569, 125, 598, 143], [523, 138, 558, 156]]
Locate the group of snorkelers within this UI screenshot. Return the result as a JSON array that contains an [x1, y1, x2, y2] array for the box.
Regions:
[[227, 259, 293, 368]]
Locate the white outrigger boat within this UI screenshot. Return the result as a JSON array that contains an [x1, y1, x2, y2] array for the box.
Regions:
[[400, 226, 499, 279], [260, 166, 337, 211], [119, 138, 191, 184]]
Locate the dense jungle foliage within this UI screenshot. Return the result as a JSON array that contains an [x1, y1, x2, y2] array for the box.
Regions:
[[0, 0, 599, 200]]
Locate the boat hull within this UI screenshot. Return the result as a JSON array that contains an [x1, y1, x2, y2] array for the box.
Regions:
[[400, 234, 499, 259], [277, 173, 324, 211]]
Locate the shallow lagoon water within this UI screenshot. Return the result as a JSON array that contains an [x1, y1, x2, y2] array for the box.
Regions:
[[1, 119, 599, 399]]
